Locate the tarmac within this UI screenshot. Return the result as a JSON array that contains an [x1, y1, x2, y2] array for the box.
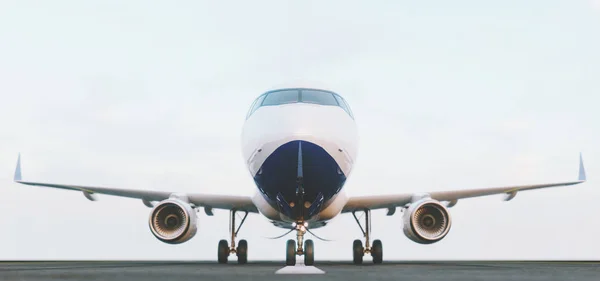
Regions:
[[0, 260, 598, 281]]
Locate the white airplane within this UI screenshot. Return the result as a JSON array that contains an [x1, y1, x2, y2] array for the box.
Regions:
[[13, 87, 587, 266]]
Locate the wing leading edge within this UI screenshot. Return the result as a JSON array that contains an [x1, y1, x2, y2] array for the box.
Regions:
[[343, 154, 587, 213], [13, 154, 258, 213]]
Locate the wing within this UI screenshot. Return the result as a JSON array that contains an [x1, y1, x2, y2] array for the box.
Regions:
[[13, 155, 258, 213], [343, 154, 587, 213]]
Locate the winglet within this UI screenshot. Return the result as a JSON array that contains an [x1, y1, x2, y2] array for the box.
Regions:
[[578, 153, 586, 182], [14, 153, 22, 182]]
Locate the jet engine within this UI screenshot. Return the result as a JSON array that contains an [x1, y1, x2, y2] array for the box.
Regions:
[[148, 198, 198, 244], [403, 199, 452, 244]]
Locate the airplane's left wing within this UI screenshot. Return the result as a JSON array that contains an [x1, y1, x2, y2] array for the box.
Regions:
[[13, 155, 258, 213], [343, 154, 587, 213]]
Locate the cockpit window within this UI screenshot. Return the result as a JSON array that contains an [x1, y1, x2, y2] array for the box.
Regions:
[[333, 94, 354, 118], [246, 88, 354, 119], [246, 94, 266, 119], [261, 89, 299, 106], [300, 90, 338, 106]]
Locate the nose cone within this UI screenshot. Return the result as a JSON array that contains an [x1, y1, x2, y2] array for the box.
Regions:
[[255, 139, 346, 220], [242, 103, 358, 178]]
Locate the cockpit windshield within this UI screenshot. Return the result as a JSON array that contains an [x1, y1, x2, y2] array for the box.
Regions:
[[300, 90, 339, 106], [261, 89, 298, 106], [246, 88, 354, 119]]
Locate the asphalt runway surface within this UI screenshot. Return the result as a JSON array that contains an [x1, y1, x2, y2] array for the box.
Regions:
[[1, 260, 598, 281]]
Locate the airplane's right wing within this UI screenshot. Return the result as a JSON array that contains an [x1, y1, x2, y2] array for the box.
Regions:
[[13, 155, 258, 213], [13, 154, 259, 249]]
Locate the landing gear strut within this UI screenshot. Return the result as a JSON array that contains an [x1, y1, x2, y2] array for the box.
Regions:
[[285, 221, 315, 266], [218, 210, 248, 264], [283, 141, 315, 266], [352, 209, 383, 264]]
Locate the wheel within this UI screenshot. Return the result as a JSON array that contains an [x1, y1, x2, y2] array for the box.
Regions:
[[218, 239, 229, 264], [237, 239, 248, 264], [304, 239, 314, 266], [286, 239, 296, 266], [371, 239, 383, 264], [353, 239, 364, 265]]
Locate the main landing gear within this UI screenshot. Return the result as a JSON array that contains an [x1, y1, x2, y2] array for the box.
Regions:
[[218, 210, 249, 264], [285, 221, 315, 266], [352, 209, 382, 264]]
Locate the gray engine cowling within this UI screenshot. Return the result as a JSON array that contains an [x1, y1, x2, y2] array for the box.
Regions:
[[403, 199, 452, 244], [148, 199, 198, 244]]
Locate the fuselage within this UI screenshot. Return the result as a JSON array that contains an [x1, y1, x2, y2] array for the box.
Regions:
[[240, 88, 358, 229]]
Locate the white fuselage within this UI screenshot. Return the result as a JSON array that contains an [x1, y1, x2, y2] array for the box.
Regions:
[[240, 94, 358, 228]]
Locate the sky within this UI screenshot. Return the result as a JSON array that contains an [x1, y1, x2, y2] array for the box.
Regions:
[[0, 0, 599, 261]]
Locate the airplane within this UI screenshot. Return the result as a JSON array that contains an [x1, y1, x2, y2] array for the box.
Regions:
[[13, 87, 587, 266]]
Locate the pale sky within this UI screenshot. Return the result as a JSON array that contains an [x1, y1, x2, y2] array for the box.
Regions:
[[0, 0, 598, 260]]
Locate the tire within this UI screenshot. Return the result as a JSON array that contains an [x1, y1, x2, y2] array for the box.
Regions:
[[353, 239, 364, 265], [237, 239, 248, 264], [286, 239, 296, 266], [304, 239, 314, 266], [371, 239, 383, 264], [218, 239, 229, 264]]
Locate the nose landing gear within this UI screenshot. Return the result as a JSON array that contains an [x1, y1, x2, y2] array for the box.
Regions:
[[283, 141, 316, 266], [285, 221, 315, 266]]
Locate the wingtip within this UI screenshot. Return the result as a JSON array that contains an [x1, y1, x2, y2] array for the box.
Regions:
[[578, 153, 586, 182], [14, 153, 22, 182]]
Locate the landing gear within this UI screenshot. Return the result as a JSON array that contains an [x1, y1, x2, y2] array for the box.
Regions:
[[304, 239, 314, 266], [217, 210, 249, 264], [353, 239, 363, 264], [237, 239, 248, 264], [352, 209, 383, 264], [282, 141, 316, 266], [284, 221, 315, 266], [286, 239, 296, 265], [218, 240, 229, 263], [372, 239, 383, 264]]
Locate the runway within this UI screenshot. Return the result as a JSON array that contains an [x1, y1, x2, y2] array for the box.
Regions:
[[1, 261, 599, 281]]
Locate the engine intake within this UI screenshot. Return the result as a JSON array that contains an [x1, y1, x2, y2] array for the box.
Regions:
[[403, 199, 452, 244], [149, 199, 198, 244]]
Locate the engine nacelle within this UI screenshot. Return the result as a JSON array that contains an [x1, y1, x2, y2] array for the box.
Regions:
[[148, 199, 198, 244], [403, 199, 452, 244]]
